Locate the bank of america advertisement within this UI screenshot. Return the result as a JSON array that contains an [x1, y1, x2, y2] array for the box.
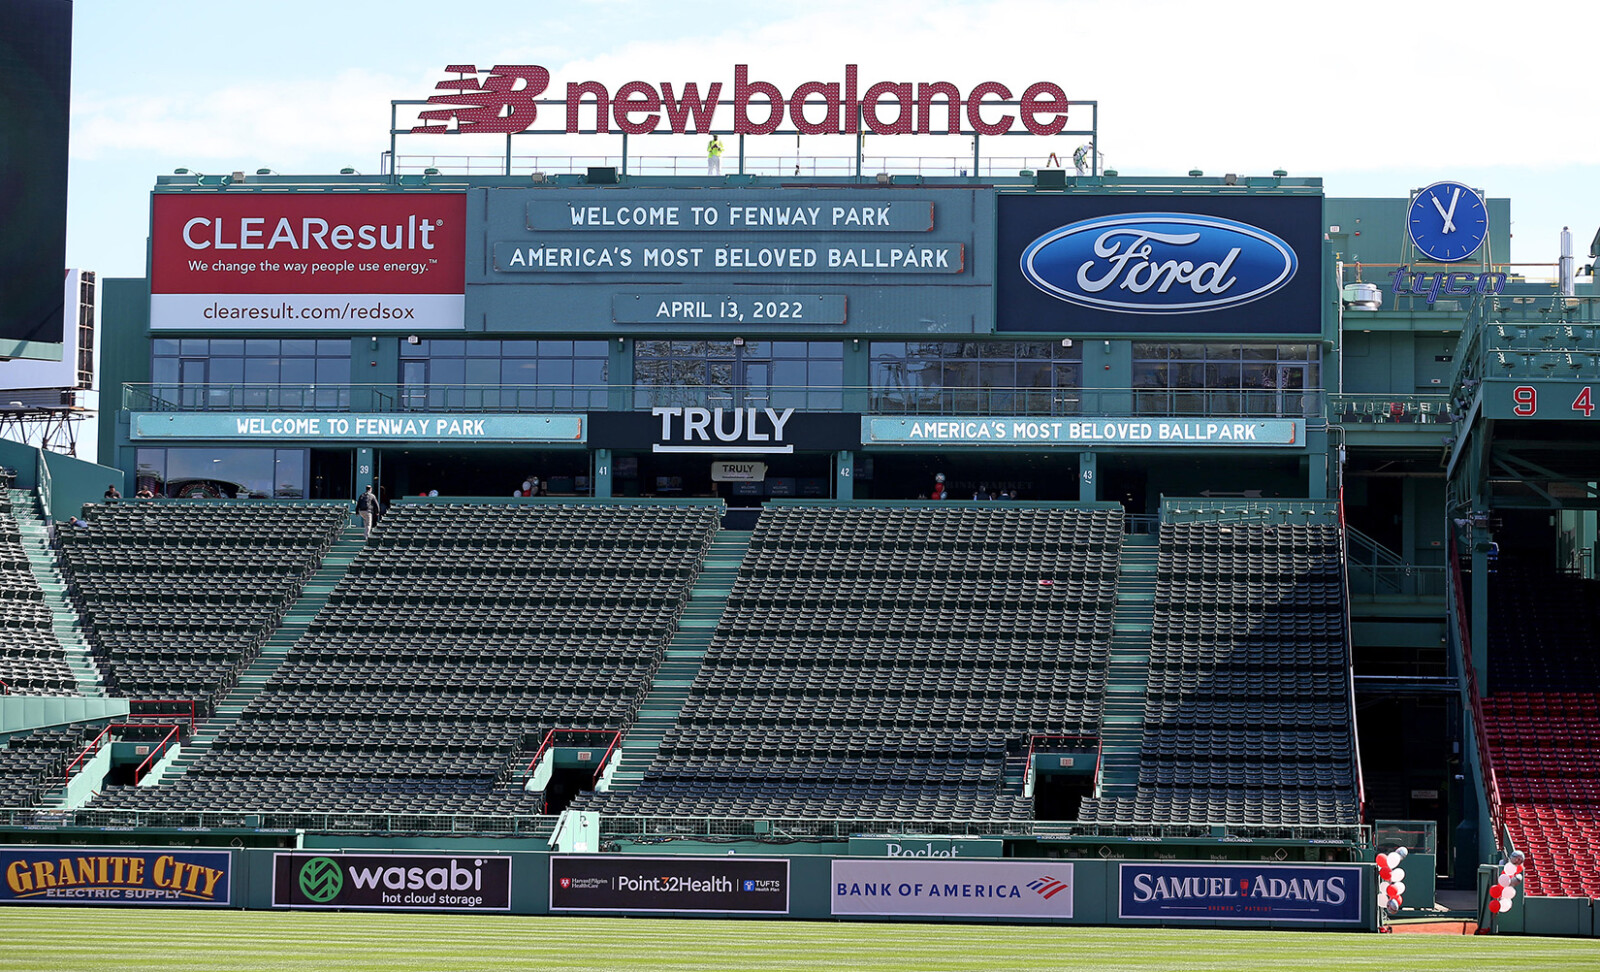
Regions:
[[831, 860, 1074, 919], [271, 853, 511, 911], [550, 855, 789, 914], [2, 849, 230, 907], [1118, 863, 1361, 923], [150, 192, 466, 330]]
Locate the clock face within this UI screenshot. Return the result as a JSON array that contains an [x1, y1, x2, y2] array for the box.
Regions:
[[1408, 181, 1488, 263]]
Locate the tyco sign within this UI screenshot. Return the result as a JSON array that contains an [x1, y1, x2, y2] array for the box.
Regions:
[[1, 849, 230, 906], [271, 853, 512, 911], [1118, 863, 1361, 923], [550, 855, 789, 914]]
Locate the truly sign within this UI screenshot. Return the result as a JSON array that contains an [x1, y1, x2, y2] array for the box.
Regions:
[[412, 65, 1070, 136]]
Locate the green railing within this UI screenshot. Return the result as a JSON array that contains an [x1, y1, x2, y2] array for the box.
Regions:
[[125, 383, 1329, 421], [1160, 497, 1342, 526], [599, 816, 1368, 843], [0, 807, 554, 836], [1348, 563, 1448, 597], [1328, 394, 1452, 425]]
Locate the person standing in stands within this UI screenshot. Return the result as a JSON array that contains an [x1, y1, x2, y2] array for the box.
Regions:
[[707, 134, 725, 175], [104, 483, 121, 500], [356, 484, 379, 539]]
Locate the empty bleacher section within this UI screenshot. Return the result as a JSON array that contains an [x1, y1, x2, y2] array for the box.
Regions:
[[58, 503, 350, 712], [92, 502, 721, 816], [0, 725, 97, 808], [0, 481, 77, 696], [1484, 565, 1600, 898], [1080, 513, 1360, 828], [577, 503, 1123, 822]]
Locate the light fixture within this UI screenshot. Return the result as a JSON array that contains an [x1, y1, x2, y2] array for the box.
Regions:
[[1060, 338, 1073, 348], [1103, 169, 1118, 177], [340, 167, 359, 175], [256, 168, 276, 176], [875, 172, 891, 185], [732, 336, 745, 346], [531, 171, 548, 184], [1188, 169, 1204, 177], [230, 170, 246, 182], [406, 335, 421, 346], [1273, 169, 1288, 178], [423, 167, 440, 176], [173, 168, 192, 175], [1223, 173, 1238, 186]]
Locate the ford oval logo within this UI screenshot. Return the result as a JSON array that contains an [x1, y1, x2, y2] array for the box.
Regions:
[[1020, 213, 1298, 314]]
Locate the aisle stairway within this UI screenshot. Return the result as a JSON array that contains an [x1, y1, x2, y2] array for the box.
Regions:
[[606, 529, 752, 789], [8, 488, 103, 695], [157, 519, 366, 781], [1096, 532, 1156, 801]]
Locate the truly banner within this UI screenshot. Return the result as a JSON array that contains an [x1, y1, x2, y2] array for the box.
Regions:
[[150, 193, 466, 330], [271, 853, 512, 911], [1, 849, 231, 906], [831, 859, 1074, 918], [550, 855, 789, 914], [1118, 863, 1363, 923]]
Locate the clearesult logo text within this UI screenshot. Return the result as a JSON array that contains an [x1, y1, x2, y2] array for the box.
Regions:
[[1, 850, 231, 906], [1118, 863, 1361, 923], [1020, 213, 1298, 315]]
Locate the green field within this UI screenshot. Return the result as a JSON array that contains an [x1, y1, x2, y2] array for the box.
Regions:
[[0, 909, 1593, 972]]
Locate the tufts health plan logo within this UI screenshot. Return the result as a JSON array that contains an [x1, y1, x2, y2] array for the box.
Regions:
[[298, 857, 344, 903], [1020, 213, 1297, 315]]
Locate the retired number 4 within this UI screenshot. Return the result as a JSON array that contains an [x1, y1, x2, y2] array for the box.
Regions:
[[1575, 387, 1594, 417]]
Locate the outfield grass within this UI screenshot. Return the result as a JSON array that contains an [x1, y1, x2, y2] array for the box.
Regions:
[[1, 908, 1592, 971]]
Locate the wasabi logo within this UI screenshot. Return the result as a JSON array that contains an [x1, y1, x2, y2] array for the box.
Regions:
[[298, 857, 344, 903]]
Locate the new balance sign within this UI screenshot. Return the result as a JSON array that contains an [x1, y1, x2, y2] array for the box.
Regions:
[[831, 860, 1074, 918]]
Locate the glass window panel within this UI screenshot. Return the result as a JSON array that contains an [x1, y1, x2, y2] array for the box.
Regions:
[[466, 341, 501, 357], [635, 340, 671, 356], [739, 340, 769, 357], [280, 340, 316, 356], [179, 339, 209, 355], [163, 448, 275, 499], [315, 339, 346, 355], [316, 358, 350, 383], [771, 361, 807, 387], [807, 359, 842, 387], [770, 341, 807, 357], [1054, 362, 1082, 388], [1053, 342, 1083, 361], [208, 358, 244, 383], [1278, 344, 1311, 360], [978, 361, 1015, 387], [573, 359, 607, 385], [152, 339, 180, 356], [272, 450, 307, 499], [279, 358, 315, 384], [463, 358, 499, 384], [573, 340, 608, 357], [206, 339, 243, 356], [537, 340, 574, 356], [982, 342, 1017, 358], [541, 359, 574, 384], [1240, 345, 1276, 361], [244, 358, 280, 383], [1206, 344, 1243, 360], [400, 340, 428, 357], [502, 359, 538, 384], [151, 358, 180, 384], [807, 341, 843, 358], [429, 358, 464, 384], [705, 341, 736, 359], [136, 449, 165, 490], [1132, 342, 1168, 360], [1206, 363, 1243, 388], [1173, 362, 1206, 388], [1170, 344, 1207, 361], [499, 340, 537, 355], [246, 339, 281, 356], [430, 340, 465, 357], [1133, 362, 1167, 388], [870, 342, 906, 359], [708, 362, 733, 386]]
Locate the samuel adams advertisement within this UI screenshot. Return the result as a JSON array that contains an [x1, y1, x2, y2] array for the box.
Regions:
[[996, 194, 1322, 334], [2, 849, 231, 906], [550, 855, 789, 914], [272, 853, 511, 911], [1118, 863, 1362, 923]]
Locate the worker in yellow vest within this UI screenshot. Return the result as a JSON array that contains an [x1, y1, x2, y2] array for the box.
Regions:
[[707, 135, 725, 176]]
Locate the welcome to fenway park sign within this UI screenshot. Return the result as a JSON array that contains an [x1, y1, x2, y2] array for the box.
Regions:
[[411, 64, 1071, 137]]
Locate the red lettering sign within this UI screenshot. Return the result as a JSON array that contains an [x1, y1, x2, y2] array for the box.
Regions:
[[412, 64, 1068, 137]]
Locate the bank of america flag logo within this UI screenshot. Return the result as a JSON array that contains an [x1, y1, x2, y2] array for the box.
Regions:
[[1027, 875, 1070, 899]]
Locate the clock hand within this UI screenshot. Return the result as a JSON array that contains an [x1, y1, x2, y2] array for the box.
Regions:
[[1441, 188, 1461, 234], [1430, 194, 1455, 234]]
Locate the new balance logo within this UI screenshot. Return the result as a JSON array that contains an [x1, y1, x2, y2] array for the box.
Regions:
[[1027, 876, 1069, 899], [413, 65, 550, 134]]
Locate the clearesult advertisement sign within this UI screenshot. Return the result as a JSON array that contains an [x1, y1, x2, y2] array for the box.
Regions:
[[2, 849, 230, 906], [271, 853, 511, 911], [150, 192, 466, 330], [1117, 863, 1362, 923], [831, 859, 1074, 919], [550, 855, 789, 914]]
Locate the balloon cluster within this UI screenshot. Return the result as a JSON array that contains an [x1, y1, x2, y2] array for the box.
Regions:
[[1488, 850, 1526, 915], [1376, 846, 1409, 916]]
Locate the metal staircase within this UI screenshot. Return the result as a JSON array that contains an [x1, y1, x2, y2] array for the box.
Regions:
[[606, 528, 751, 789], [158, 519, 366, 781], [8, 488, 104, 695], [1097, 532, 1157, 799]]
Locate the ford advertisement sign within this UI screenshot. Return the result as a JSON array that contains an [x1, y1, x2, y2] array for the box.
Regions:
[[1118, 863, 1362, 924], [998, 194, 1321, 334]]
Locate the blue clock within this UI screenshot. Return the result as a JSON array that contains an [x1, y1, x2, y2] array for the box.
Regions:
[[1408, 181, 1488, 262]]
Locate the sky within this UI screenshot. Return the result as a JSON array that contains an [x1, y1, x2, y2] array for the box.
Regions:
[[64, 0, 1600, 279]]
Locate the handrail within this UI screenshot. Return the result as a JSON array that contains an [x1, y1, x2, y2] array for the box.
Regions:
[[1345, 524, 1409, 569], [128, 699, 196, 734], [132, 725, 181, 784], [524, 728, 619, 777], [589, 731, 624, 789], [1339, 490, 1367, 824], [1024, 733, 1101, 794], [1449, 535, 1504, 850], [0, 678, 8, 695], [64, 724, 114, 783], [35, 451, 52, 522]]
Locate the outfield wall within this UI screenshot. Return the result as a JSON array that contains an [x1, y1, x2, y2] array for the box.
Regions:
[[2, 846, 1382, 930]]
